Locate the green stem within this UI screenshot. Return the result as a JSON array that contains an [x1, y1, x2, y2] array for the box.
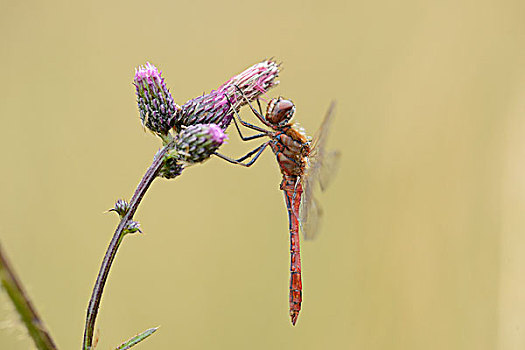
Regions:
[[82, 143, 174, 350], [0, 242, 58, 350]]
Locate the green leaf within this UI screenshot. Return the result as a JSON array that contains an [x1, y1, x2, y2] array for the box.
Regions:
[[114, 327, 159, 350]]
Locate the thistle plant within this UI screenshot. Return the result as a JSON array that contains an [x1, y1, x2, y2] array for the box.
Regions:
[[0, 59, 279, 350], [80, 59, 279, 350]]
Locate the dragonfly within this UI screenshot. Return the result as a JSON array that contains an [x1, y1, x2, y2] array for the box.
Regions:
[[214, 88, 339, 326]]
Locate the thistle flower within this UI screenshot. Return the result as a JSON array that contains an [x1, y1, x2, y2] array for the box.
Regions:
[[172, 59, 280, 131], [219, 59, 280, 110], [134, 62, 180, 136], [175, 124, 228, 164]]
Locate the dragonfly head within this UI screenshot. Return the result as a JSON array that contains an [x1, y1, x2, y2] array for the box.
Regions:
[[266, 97, 295, 127]]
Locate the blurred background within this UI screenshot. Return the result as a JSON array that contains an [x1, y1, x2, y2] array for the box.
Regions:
[[1, 0, 524, 349]]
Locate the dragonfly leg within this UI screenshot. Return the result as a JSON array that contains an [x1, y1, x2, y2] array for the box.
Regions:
[[233, 85, 269, 126], [225, 95, 269, 135], [231, 114, 268, 141], [256, 98, 265, 118], [214, 141, 270, 167]]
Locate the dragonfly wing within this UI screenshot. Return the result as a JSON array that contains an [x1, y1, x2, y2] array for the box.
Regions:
[[309, 101, 339, 192], [309, 101, 336, 160], [299, 188, 323, 241], [319, 150, 341, 191], [299, 101, 338, 240]]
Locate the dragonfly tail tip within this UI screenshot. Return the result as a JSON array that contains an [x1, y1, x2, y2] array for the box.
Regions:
[[290, 312, 299, 326]]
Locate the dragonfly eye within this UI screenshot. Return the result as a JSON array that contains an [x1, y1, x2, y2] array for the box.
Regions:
[[267, 98, 295, 125]]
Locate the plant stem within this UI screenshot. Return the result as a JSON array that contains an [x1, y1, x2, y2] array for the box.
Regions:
[[82, 143, 173, 350], [0, 242, 58, 350]]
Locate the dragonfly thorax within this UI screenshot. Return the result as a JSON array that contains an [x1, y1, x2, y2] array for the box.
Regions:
[[266, 97, 295, 128], [271, 127, 310, 177]]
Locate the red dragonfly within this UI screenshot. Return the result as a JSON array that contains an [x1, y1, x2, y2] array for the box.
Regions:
[[215, 89, 338, 325]]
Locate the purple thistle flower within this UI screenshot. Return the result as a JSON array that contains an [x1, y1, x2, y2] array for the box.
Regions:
[[134, 62, 180, 136], [173, 59, 280, 132], [175, 124, 228, 164], [219, 59, 280, 110]]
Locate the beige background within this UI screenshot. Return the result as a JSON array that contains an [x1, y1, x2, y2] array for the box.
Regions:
[[1, 0, 525, 349]]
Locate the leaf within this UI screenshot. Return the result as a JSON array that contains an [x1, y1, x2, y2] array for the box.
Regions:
[[114, 327, 159, 350]]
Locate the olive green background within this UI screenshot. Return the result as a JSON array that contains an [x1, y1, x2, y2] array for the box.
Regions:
[[1, 0, 524, 349]]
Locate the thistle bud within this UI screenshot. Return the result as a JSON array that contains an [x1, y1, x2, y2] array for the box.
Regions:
[[175, 124, 228, 164], [173, 59, 280, 132], [110, 199, 129, 217], [134, 62, 180, 136], [159, 155, 183, 179], [174, 90, 231, 132], [219, 59, 280, 110], [124, 221, 142, 234]]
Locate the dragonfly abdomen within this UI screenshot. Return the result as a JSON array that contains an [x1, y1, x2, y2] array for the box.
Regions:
[[282, 177, 303, 325]]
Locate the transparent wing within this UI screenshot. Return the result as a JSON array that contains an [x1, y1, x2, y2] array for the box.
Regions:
[[300, 179, 323, 240], [299, 101, 338, 240], [308, 101, 337, 162], [319, 150, 341, 191]]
